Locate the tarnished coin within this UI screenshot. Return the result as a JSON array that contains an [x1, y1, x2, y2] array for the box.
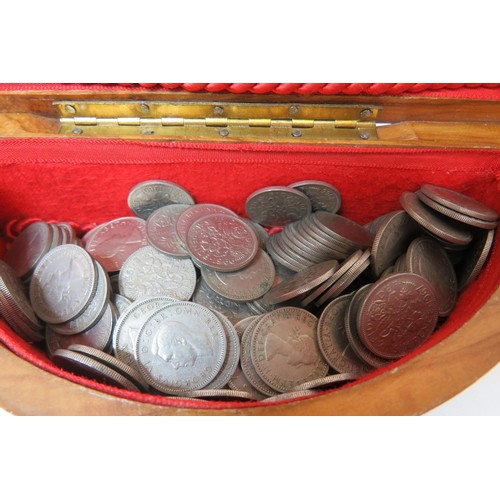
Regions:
[[400, 191, 473, 246], [246, 220, 269, 249], [364, 213, 391, 237], [416, 191, 498, 230], [146, 204, 191, 257], [118, 245, 196, 301], [245, 186, 312, 227], [46, 302, 115, 357], [288, 180, 342, 213], [186, 214, 259, 272], [30, 244, 98, 324], [50, 262, 110, 335], [456, 229, 495, 291], [175, 203, 237, 247], [135, 302, 227, 395], [4, 221, 54, 279], [85, 217, 148, 272], [67, 344, 148, 392], [264, 390, 319, 402], [406, 237, 457, 317], [111, 293, 132, 317], [250, 307, 329, 393], [52, 348, 142, 391], [370, 210, 421, 277], [112, 295, 178, 368], [357, 273, 439, 359], [201, 249, 276, 302], [420, 184, 499, 222], [128, 179, 195, 220], [312, 212, 374, 249], [293, 372, 361, 391], [191, 279, 252, 325], [261, 260, 339, 305], [316, 293, 372, 374]]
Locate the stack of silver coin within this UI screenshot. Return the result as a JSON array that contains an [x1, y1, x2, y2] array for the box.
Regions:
[[0, 179, 497, 402]]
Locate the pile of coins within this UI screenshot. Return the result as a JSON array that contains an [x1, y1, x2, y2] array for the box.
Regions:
[[0, 179, 497, 402]]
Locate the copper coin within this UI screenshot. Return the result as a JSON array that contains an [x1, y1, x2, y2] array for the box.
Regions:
[[316, 293, 372, 374], [370, 210, 421, 277], [245, 186, 312, 227], [416, 191, 498, 230], [288, 180, 342, 213], [357, 273, 439, 359], [406, 237, 457, 317], [400, 191, 473, 246], [186, 214, 259, 272], [420, 184, 499, 222]]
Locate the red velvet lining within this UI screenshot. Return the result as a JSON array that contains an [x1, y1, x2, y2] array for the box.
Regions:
[[0, 137, 498, 410]]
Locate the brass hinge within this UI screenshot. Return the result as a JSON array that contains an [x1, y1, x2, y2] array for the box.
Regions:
[[55, 101, 381, 143]]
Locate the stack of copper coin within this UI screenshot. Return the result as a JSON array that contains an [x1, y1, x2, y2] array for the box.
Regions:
[[0, 179, 497, 402]]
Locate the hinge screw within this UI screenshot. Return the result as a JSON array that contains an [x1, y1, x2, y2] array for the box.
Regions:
[[72, 128, 83, 135], [359, 130, 370, 140], [289, 105, 299, 115], [140, 103, 150, 113], [142, 129, 154, 135], [219, 129, 229, 137], [65, 104, 76, 114], [291, 129, 302, 138], [360, 109, 372, 119], [214, 106, 224, 115]]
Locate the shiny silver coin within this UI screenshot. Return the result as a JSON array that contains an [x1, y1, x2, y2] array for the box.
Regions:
[[57, 222, 78, 245], [182, 389, 258, 401], [263, 390, 318, 402], [288, 180, 342, 213], [186, 214, 259, 272], [250, 307, 329, 393], [135, 302, 227, 395], [205, 311, 241, 389], [293, 372, 361, 391], [146, 204, 191, 257], [50, 262, 110, 335], [112, 295, 178, 368], [175, 203, 237, 247], [261, 260, 339, 305], [245, 186, 312, 227], [191, 279, 252, 325], [30, 244, 98, 324], [46, 302, 115, 357], [405, 237, 457, 317], [127, 179, 195, 220], [370, 210, 421, 277], [4, 221, 54, 279], [67, 344, 148, 392], [111, 293, 132, 317], [85, 217, 148, 272], [52, 348, 142, 392], [316, 293, 372, 374], [201, 249, 276, 302], [118, 245, 196, 301]]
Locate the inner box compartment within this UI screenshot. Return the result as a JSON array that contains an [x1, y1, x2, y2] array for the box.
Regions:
[[0, 137, 499, 412]]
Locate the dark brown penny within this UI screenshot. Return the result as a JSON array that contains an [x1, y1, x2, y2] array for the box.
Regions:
[[400, 191, 473, 246], [370, 210, 421, 277], [316, 293, 372, 374], [288, 180, 342, 213], [406, 237, 457, 317], [357, 273, 439, 359], [420, 184, 499, 222]]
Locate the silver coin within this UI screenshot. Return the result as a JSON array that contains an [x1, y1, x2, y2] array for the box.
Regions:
[[201, 249, 276, 302], [245, 220, 269, 249], [265, 235, 304, 272], [112, 295, 178, 368], [186, 214, 259, 272], [82, 223, 106, 245], [264, 390, 318, 402], [30, 244, 98, 324], [135, 302, 227, 394], [4, 221, 54, 279], [111, 293, 132, 317], [57, 222, 78, 244], [46, 302, 115, 357], [175, 203, 237, 247], [299, 217, 353, 258], [146, 204, 191, 257], [280, 224, 335, 262], [293, 372, 361, 391], [85, 217, 148, 272], [316, 293, 372, 374], [288, 180, 342, 213], [191, 279, 252, 325], [127, 179, 195, 220], [271, 232, 320, 268], [245, 186, 312, 227], [118, 245, 196, 301], [50, 262, 110, 335], [205, 311, 240, 389], [250, 307, 329, 393], [182, 389, 258, 401]]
